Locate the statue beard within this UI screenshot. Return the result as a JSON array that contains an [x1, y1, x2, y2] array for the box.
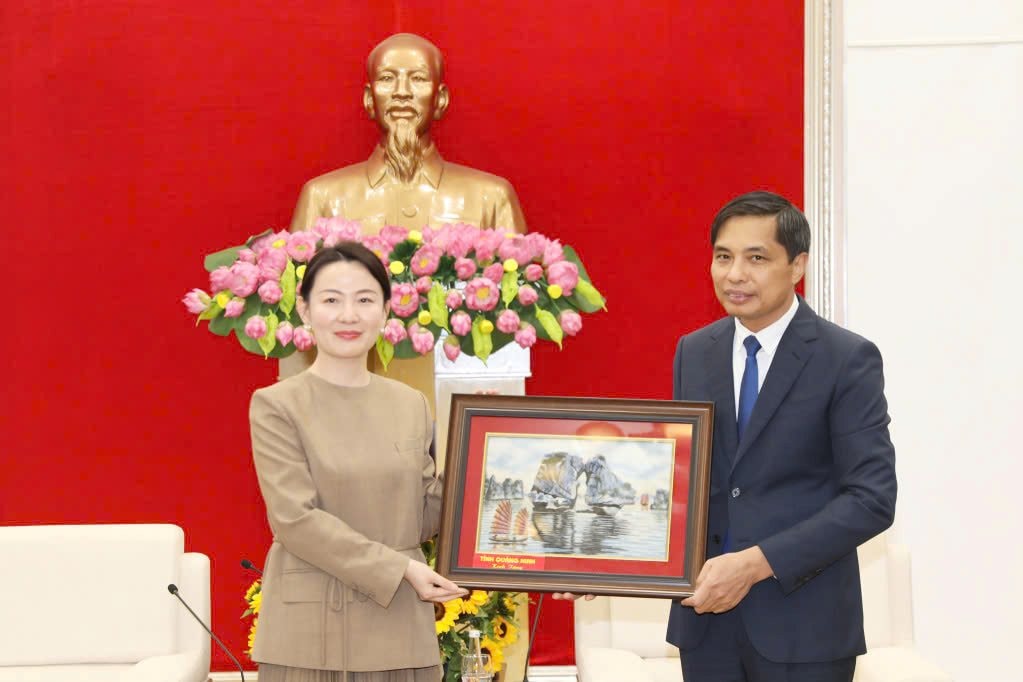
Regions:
[[384, 119, 425, 185]]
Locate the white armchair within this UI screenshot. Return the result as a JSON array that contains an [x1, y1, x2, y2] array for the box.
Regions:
[[0, 524, 211, 682], [574, 537, 952, 682]]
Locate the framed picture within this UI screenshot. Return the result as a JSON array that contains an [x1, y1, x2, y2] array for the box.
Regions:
[[437, 394, 714, 598]]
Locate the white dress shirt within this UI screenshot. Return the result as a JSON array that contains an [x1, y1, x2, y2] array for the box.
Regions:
[[732, 295, 800, 417]]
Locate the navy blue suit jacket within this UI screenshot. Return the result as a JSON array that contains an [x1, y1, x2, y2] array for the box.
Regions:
[[666, 298, 897, 663]]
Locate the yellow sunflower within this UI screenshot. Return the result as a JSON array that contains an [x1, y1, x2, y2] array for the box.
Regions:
[[459, 589, 490, 615], [246, 617, 258, 655], [435, 598, 461, 634], [249, 590, 262, 614], [244, 579, 261, 603], [492, 615, 519, 646], [502, 594, 517, 612], [480, 636, 505, 673]]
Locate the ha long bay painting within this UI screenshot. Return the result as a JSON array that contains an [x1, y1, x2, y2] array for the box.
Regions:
[[476, 433, 675, 561], [438, 394, 714, 598]]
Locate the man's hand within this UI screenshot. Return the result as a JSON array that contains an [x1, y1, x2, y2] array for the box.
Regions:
[[681, 546, 773, 614]]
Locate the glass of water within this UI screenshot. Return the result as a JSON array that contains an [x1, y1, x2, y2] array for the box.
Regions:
[[460, 653, 492, 682]]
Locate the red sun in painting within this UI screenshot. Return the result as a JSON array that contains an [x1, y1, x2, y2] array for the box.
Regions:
[[575, 421, 625, 438]]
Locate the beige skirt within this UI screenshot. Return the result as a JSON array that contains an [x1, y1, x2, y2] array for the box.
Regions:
[[258, 663, 442, 682]]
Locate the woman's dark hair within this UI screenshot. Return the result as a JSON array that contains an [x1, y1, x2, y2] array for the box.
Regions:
[[710, 191, 811, 262], [299, 240, 391, 304]]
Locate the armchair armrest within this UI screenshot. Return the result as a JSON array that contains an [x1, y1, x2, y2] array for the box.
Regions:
[[577, 647, 659, 682]]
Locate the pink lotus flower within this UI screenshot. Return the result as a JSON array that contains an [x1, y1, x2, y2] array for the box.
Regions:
[[435, 223, 480, 258], [286, 231, 319, 263], [258, 280, 283, 304], [442, 337, 461, 361], [257, 261, 283, 284], [244, 315, 268, 339], [209, 266, 233, 294], [182, 289, 211, 314], [313, 217, 361, 247], [445, 290, 463, 310], [524, 264, 544, 282], [474, 230, 505, 262], [293, 325, 315, 351], [237, 248, 257, 264], [517, 285, 539, 306], [450, 311, 472, 336], [250, 230, 288, 253], [224, 298, 246, 318], [514, 323, 537, 348], [464, 277, 499, 312], [497, 309, 521, 334], [498, 236, 531, 266], [415, 276, 434, 294], [524, 233, 549, 262], [390, 283, 420, 318], [483, 263, 505, 283], [380, 225, 410, 247], [546, 261, 579, 295], [559, 310, 583, 336], [229, 261, 260, 297], [454, 257, 477, 280], [542, 240, 565, 266], [410, 245, 442, 276], [361, 235, 391, 266], [382, 318, 408, 344], [276, 321, 294, 346], [258, 247, 288, 274], [408, 323, 435, 355]]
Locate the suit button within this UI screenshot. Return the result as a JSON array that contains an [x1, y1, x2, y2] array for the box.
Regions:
[[731, 487, 741, 498], [712, 534, 721, 544]]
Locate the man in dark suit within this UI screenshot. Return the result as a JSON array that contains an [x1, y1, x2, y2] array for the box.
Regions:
[[664, 190, 897, 681]]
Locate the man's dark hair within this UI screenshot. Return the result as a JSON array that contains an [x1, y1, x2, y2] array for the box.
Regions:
[[299, 241, 391, 305], [710, 191, 811, 262]]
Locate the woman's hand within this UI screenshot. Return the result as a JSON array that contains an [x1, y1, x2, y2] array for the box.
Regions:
[[403, 560, 468, 603]]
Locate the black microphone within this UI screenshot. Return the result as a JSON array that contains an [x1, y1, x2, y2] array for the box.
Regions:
[[168, 584, 246, 682], [240, 558, 263, 576]]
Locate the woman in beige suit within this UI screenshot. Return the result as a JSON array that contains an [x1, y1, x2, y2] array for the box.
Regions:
[[249, 242, 467, 682]]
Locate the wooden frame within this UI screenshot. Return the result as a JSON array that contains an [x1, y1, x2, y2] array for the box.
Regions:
[[437, 394, 714, 598]]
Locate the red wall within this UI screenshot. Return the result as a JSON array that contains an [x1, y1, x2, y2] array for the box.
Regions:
[[1, 1, 803, 671]]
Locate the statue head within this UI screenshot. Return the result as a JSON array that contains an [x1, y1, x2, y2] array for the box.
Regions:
[[364, 34, 450, 183]]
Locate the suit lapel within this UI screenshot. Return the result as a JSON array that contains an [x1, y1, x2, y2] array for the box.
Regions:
[[706, 321, 738, 466], [731, 301, 819, 472]]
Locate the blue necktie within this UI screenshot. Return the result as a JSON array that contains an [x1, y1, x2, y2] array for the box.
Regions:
[[722, 335, 761, 554], [737, 335, 762, 441]]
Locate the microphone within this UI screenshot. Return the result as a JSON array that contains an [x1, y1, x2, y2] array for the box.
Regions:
[[240, 558, 263, 576], [168, 584, 246, 682]]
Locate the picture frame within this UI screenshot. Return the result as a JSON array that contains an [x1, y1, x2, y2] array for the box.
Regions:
[[437, 394, 714, 598]]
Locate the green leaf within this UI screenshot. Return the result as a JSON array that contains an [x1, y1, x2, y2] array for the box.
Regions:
[[279, 260, 297, 316], [203, 244, 244, 272], [471, 316, 494, 362], [376, 336, 395, 370], [197, 303, 221, 322], [535, 308, 564, 348], [208, 314, 235, 337], [257, 313, 279, 357], [571, 279, 607, 313], [501, 271, 519, 306], [428, 283, 449, 330]]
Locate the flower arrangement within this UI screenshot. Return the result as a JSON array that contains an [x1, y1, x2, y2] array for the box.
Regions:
[[240, 540, 520, 682], [422, 539, 520, 681], [183, 219, 605, 365]]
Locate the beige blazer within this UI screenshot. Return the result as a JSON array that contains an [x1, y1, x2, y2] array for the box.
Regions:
[[248, 371, 443, 672]]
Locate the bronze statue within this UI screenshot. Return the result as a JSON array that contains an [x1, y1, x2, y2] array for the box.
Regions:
[[289, 33, 528, 235], [283, 33, 529, 411]]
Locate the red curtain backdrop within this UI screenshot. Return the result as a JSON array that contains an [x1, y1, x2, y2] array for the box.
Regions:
[[1, 1, 802, 671]]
